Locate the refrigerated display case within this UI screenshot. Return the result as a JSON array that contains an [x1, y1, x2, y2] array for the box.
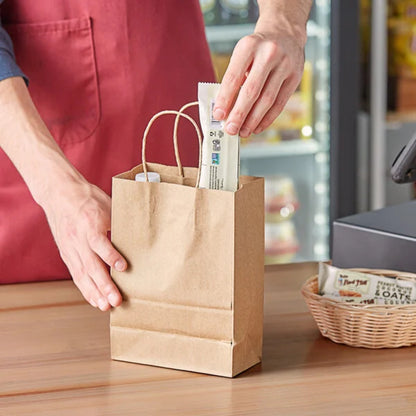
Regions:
[[358, 0, 416, 212], [201, 1, 333, 262]]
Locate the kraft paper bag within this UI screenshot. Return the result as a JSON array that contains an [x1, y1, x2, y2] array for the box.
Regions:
[[110, 109, 264, 377]]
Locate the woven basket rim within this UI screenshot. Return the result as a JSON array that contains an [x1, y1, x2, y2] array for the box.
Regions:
[[301, 268, 416, 311]]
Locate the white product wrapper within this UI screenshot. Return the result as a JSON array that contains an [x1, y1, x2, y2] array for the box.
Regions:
[[135, 172, 161, 183], [198, 82, 240, 192], [319, 263, 416, 305], [321, 293, 379, 305]]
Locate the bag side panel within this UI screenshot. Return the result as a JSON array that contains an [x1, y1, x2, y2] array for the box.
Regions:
[[232, 177, 265, 376]]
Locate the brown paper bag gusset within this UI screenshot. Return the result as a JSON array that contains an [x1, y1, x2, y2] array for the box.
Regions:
[[110, 85, 264, 377]]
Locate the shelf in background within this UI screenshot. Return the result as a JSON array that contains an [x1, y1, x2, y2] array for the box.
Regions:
[[240, 139, 320, 159], [205, 20, 321, 44], [386, 111, 416, 125]]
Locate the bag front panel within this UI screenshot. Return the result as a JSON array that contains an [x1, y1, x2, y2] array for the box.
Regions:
[[111, 178, 235, 310], [110, 172, 265, 377]]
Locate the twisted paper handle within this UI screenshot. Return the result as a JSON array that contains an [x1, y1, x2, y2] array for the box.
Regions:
[[173, 101, 200, 177], [141, 108, 202, 188]]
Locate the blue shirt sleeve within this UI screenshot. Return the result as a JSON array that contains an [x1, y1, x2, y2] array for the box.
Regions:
[[0, 2, 28, 83]]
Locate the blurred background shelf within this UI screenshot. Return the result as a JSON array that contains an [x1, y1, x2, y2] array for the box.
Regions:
[[205, 23, 254, 43], [386, 111, 416, 124], [205, 20, 322, 44], [240, 139, 321, 159]]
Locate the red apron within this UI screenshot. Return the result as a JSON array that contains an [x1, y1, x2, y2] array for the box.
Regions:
[[0, 1, 215, 283]]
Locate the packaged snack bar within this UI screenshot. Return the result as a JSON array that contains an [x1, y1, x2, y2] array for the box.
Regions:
[[321, 293, 378, 305], [319, 263, 416, 305], [198, 82, 240, 192]]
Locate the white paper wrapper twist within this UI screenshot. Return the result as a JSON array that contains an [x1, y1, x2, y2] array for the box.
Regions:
[[198, 82, 240, 192], [319, 263, 416, 305]]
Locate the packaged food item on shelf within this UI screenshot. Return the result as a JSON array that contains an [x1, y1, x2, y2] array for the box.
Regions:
[[388, 18, 416, 78], [265, 221, 299, 264], [211, 52, 231, 82], [240, 129, 278, 146], [241, 61, 313, 146], [264, 176, 299, 223], [219, 0, 250, 24], [387, 2, 416, 109], [269, 61, 313, 140], [388, 75, 416, 111], [200, 0, 220, 25], [390, 0, 416, 20]]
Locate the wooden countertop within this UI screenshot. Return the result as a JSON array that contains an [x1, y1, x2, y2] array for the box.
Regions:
[[1, 262, 416, 415]]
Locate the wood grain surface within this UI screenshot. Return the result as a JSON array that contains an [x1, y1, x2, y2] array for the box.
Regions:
[[1, 262, 416, 415]]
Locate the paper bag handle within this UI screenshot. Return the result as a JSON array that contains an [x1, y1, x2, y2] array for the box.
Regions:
[[173, 101, 199, 177], [142, 110, 202, 188]]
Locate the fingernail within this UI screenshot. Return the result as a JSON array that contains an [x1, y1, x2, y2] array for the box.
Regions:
[[98, 298, 108, 311], [213, 108, 225, 120], [226, 123, 239, 135], [114, 260, 126, 272], [240, 127, 250, 138], [108, 293, 119, 307], [254, 127, 262, 135], [90, 299, 97, 308]]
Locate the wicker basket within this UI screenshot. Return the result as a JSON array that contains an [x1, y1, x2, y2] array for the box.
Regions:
[[301, 268, 416, 348]]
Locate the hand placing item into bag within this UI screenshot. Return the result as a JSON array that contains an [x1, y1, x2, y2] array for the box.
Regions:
[[109, 83, 264, 377]]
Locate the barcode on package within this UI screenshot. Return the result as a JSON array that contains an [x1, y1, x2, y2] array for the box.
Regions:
[[210, 100, 222, 129]]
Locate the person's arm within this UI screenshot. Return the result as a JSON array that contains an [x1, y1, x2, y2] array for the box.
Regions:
[[213, 0, 312, 138], [0, 77, 126, 311]]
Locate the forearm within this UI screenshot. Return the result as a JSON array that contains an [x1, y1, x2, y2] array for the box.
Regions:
[[0, 76, 86, 206], [256, 0, 312, 46]]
